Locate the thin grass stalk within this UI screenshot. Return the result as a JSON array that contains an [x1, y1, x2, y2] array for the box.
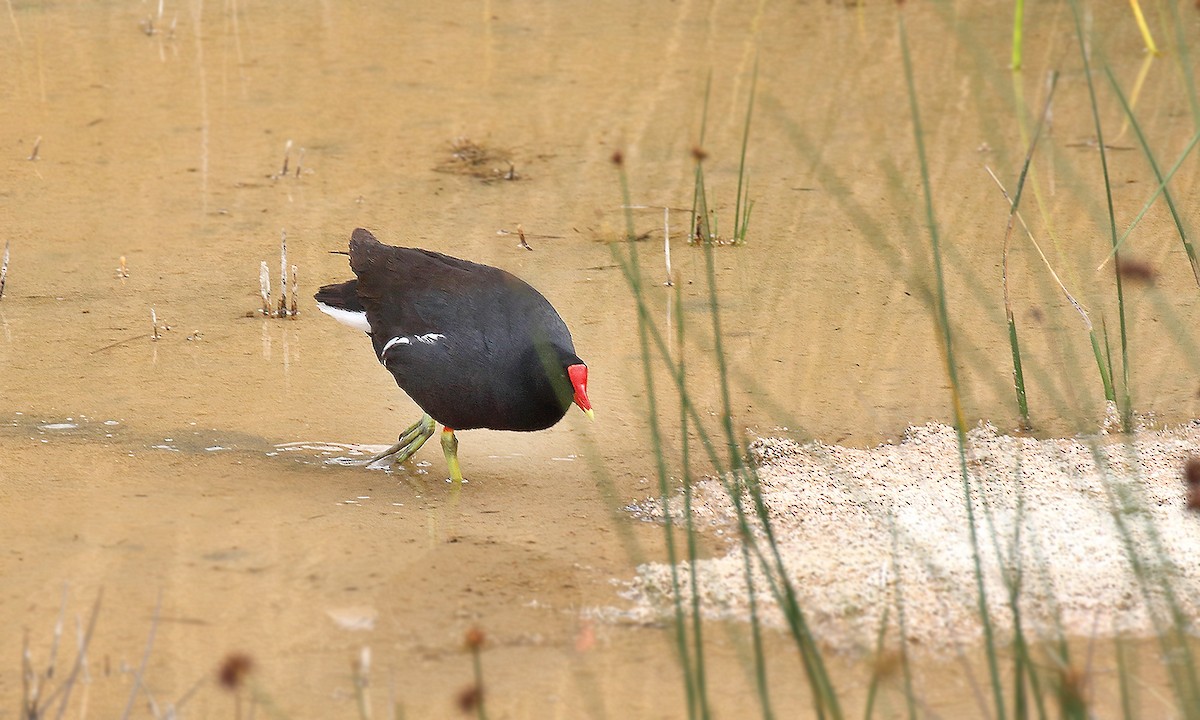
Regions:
[[861, 604, 892, 720], [1010, 0, 1024, 70], [1070, 0, 1132, 431], [738, 520, 775, 720], [675, 280, 711, 718], [355, 648, 373, 720], [743, 466, 835, 719], [888, 517, 918, 720], [1164, 0, 1200, 124], [1089, 328, 1115, 403], [1127, 0, 1159, 55], [697, 187, 840, 717], [1007, 321, 1030, 428], [1094, 127, 1200, 270], [1114, 634, 1135, 720], [1113, 54, 1156, 141], [1101, 67, 1200, 287], [738, 191, 754, 244], [614, 160, 699, 718], [1006, 499, 1048, 720], [897, 10, 1006, 718], [0, 239, 10, 301], [611, 234, 779, 719], [1091, 448, 1200, 716], [1001, 71, 1057, 430], [1101, 320, 1116, 408], [469, 644, 488, 720], [692, 164, 711, 245], [732, 57, 758, 245], [974, 451, 1049, 720], [44, 595, 101, 720], [698, 227, 839, 716], [682, 100, 786, 716], [692, 73, 714, 246], [120, 591, 162, 720]]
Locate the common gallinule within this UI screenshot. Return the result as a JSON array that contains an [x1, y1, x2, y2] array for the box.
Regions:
[[315, 228, 592, 482]]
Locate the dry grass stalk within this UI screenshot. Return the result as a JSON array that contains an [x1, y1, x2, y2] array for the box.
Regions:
[[259, 261, 271, 315], [277, 229, 288, 317], [663, 206, 673, 286], [117, 255, 129, 279], [517, 223, 531, 251], [289, 264, 298, 316], [28, 136, 40, 161], [0, 239, 9, 301], [280, 139, 292, 177], [151, 308, 160, 340], [984, 166, 1092, 329], [352, 646, 373, 720]]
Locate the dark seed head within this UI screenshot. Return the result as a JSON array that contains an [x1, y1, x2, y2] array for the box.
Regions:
[[457, 684, 483, 713], [464, 626, 485, 650], [610, 149, 624, 167], [691, 146, 708, 162], [217, 653, 254, 691]]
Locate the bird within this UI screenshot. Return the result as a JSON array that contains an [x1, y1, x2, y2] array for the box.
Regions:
[[314, 228, 592, 482]]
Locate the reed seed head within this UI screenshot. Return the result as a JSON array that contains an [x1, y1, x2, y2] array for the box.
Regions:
[[464, 626, 485, 650], [691, 146, 707, 162], [456, 684, 483, 713], [217, 652, 254, 691], [610, 149, 624, 167]]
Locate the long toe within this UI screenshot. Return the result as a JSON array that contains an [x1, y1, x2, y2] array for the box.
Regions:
[[367, 413, 436, 465]]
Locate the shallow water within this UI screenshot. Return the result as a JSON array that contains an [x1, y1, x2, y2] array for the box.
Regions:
[[3, 0, 1199, 716]]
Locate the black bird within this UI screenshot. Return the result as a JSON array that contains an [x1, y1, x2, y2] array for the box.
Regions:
[[315, 228, 592, 481]]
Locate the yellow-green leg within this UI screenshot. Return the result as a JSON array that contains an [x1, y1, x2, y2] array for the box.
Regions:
[[368, 413, 436, 466], [440, 427, 464, 483]]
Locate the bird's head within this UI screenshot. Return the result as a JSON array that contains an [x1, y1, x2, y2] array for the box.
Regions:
[[566, 363, 594, 420]]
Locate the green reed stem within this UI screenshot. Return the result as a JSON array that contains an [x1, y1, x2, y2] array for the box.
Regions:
[[1115, 635, 1135, 720], [612, 237, 832, 718], [1090, 327, 1115, 404], [1090, 445, 1200, 716], [890, 517, 918, 720], [1002, 71, 1057, 430], [862, 604, 891, 720], [1102, 66, 1200, 288], [1070, 0, 1132, 431], [1165, 0, 1200, 125], [1011, 0, 1024, 70], [614, 162, 699, 718], [675, 280, 711, 718], [470, 645, 489, 720], [897, 9, 1006, 718], [733, 57, 758, 245]]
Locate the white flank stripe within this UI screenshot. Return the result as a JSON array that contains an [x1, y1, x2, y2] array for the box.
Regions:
[[415, 333, 445, 344], [381, 336, 411, 356], [316, 302, 371, 333]]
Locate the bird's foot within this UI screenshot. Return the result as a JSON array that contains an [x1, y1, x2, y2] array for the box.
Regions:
[[367, 413, 436, 466]]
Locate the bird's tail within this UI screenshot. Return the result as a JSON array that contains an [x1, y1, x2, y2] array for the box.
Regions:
[[313, 279, 364, 312]]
